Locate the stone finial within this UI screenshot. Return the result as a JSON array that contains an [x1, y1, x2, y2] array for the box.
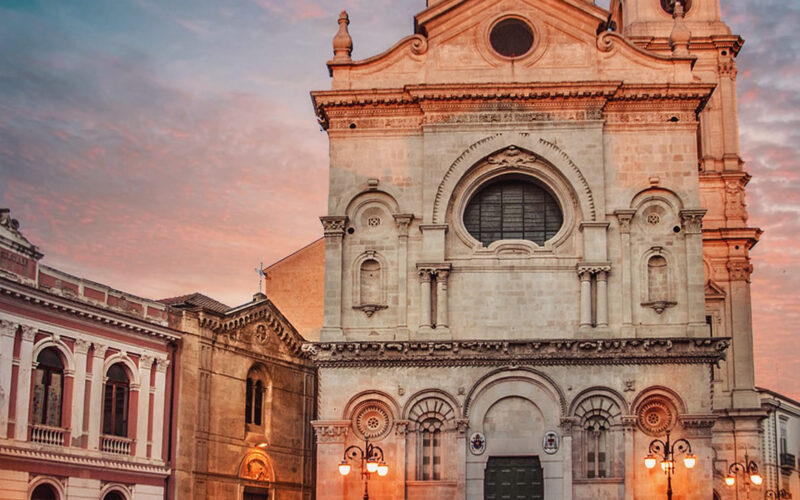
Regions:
[[669, 1, 691, 56], [332, 11, 353, 63]]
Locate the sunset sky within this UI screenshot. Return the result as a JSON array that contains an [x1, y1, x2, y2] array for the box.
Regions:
[[1, 0, 798, 399]]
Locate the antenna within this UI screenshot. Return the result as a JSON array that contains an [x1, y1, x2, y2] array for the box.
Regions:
[[254, 262, 266, 293]]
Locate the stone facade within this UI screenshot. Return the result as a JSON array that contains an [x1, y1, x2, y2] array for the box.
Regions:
[[169, 292, 316, 500], [308, 0, 764, 499], [759, 389, 799, 499]]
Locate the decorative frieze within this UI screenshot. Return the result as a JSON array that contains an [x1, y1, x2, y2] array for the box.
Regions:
[[311, 421, 350, 443], [305, 337, 730, 368]]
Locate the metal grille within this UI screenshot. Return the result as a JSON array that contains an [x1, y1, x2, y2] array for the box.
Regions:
[[464, 179, 563, 246]]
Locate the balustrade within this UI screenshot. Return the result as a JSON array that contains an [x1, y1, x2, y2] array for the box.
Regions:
[[101, 434, 133, 455], [30, 424, 65, 446]]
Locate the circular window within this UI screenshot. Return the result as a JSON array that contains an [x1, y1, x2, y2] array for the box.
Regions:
[[490, 18, 534, 58], [464, 178, 563, 247]]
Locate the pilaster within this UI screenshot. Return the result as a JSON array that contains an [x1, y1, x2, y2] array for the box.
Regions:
[[0, 320, 17, 438], [393, 214, 414, 337], [321, 216, 347, 340], [681, 209, 709, 336], [70, 338, 90, 446], [136, 355, 154, 458], [14, 325, 36, 441], [88, 343, 108, 450], [615, 210, 636, 334], [151, 357, 168, 461]]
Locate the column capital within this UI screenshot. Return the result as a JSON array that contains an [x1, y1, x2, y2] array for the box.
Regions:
[[311, 420, 350, 443], [394, 420, 410, 437], [614, 209, 636, 234], [20, 325, 37, 342], [621, 415, 638, 430], [320, 216, 347, 237], [435, 270, 450, 282], [92, 344, 109, 359], [139, 355, 155, 370], [0, 320, 17, 337], [560, 416, 579, 434], [154, 358, 170, 373], [393, 214, 414, 237], [74, 338, 91, 354], [727, 261, 753, 282], [680, 209, 706, 234], [417, 268, 433, 282], [577, 262, 611, 277], [456, 418, 470, 435]]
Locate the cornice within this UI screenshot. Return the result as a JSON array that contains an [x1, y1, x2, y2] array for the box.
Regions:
[[0, 277, 180, 342], [0, 443, 170, 476], [304, 337, 730, 368]]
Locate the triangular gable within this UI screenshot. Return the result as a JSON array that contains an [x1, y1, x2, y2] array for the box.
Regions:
[[705, 280, 726, 300], [415, 0, 608, 35]]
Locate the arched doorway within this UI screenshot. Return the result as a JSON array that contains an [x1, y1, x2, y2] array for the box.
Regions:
[[484, 456, 543, 500], [30, 484, 58, 500]]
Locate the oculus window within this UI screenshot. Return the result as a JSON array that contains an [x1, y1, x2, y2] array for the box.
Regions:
[[490, 18, 534, 58], [464, 178, 563, 246]]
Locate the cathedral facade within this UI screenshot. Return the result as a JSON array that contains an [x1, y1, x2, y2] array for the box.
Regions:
[[306, 0, 762, 499]]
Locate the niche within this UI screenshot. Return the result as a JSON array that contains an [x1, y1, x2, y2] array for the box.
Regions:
[[642, 252, 676, 314], [353, 251, 388, 317]]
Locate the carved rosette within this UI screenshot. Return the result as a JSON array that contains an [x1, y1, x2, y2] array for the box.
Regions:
[[636, 396, 677, 437], [727, 261, 753, 282], [353, 402, 393, 441]]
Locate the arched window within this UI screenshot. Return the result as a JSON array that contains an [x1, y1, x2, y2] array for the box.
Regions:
[[584, 416, 609, 478], [419, 418, 442, 480], [30, 484, 58, 500], [32, 348, 64, 427], [103, 491, 125, 500], [103, 364, 129, 437], [464, 178, 563, 246], [245, 367, 268, 428]]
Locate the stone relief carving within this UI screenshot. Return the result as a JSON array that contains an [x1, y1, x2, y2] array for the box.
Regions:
[[304, 338, 729, 368], [353, 401, 393, 441], [636, 396, 677, 436], [727, 261, 753, 282]]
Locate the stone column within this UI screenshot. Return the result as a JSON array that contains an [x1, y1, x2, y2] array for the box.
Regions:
[[14, 325, 37, 441], [394, 214, 413, 337], [418, 269, 433, 329], [681, 210, 708, 336], [615, 210, 636, 333], [596, 270, 609, 329], [435, 270, 450, 329], [320, 216, 347, 341], [621, 416, 637, 500], [727, 261, 759, 408], [136, 355, 154, 458], [151, 358, 168, 460], [578, 269, 593, 329], [0, 320, 17, 438], [88, 343, 108, 450], [70, 339, 89, 446], [560, 418, 576, 500]]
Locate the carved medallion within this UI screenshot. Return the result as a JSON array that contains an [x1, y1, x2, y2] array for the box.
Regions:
[[636, 396, 677, 436], [353, 402, 392, 441]]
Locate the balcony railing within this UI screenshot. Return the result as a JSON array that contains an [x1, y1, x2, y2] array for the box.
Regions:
[[101, 434, 133, 455], [780, 453, 796, 471], [29, 424, 65, 446]]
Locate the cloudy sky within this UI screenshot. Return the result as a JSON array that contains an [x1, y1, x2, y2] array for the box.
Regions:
[[1, 0, 798, 399]]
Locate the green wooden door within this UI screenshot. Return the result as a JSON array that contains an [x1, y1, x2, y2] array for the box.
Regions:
[[484, 456, 544, 500]]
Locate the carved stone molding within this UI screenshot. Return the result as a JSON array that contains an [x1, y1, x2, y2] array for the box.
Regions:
[[641, 300, 678, 314], [727, 261, 753, 282], [615, 210, 636, 234], [456, 419, 470, 435], [394, 420, 410, 437], [305, 337, 730, 368], [621, 415, 638, 429], [311, 420, 350, 443], [678, 414, 717, 429], [93, 344, 109, 359], [139, 355, 155, 370], [577, 262, 612, 276], [320, 216, 347, 237], [154, 358, 170, 373], [74, 338, 90, 354]]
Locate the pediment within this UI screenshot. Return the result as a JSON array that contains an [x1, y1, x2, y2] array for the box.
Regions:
[[328, 0, 695, 89], [705, 279, 726, 299]]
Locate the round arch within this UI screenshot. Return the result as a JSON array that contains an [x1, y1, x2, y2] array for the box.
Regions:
[[28, 477, 65, 500], [402, 388, 461, 420], [338, 186, 402, 218], [32, 337, 75, 373], [102, 353, 141, 387], [238, 448, 276, 483], [568, 386, 629, 417], [341, 389, 400, 421], [464, 367, 567, 420], [432, 132, 597, 224], [99, 483, 131, 500]]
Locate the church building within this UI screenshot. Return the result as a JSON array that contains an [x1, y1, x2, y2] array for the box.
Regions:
[[306, 0, 763, 499]]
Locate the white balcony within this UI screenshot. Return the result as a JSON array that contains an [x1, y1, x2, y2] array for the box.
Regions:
[[30, 424, 65, 446], [101, 434, 133, 455]]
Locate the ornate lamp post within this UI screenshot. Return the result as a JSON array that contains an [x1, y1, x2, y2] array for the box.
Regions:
[[337, 438, 388, 500], [643, 430, 698, 500], [725, 452, 763, 500]]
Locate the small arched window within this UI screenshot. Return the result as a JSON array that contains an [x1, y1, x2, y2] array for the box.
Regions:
[[584, 416, 609, 478], [419, 418, 442, 480], [464, 178, 563, 246], [103, 364, 129, 437], [32, 348, 64, 427], [245, 369, 267, 427], [31, 484, 58, 500], [103, 492, 125, 500]]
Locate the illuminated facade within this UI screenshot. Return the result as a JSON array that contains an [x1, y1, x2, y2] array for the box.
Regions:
[[305, 0, 765, 498]]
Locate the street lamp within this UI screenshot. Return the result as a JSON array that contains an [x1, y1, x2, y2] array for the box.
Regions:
[[725, 452, 764, 500], [643, 430, 697, 500], [338, 438, 388, 500]]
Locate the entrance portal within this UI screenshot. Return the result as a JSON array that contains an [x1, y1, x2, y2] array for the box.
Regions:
[[484, 456, 543, 500]]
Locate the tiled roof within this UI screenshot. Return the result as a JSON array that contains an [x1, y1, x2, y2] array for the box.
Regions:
[[159, 292, 231, 314]]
